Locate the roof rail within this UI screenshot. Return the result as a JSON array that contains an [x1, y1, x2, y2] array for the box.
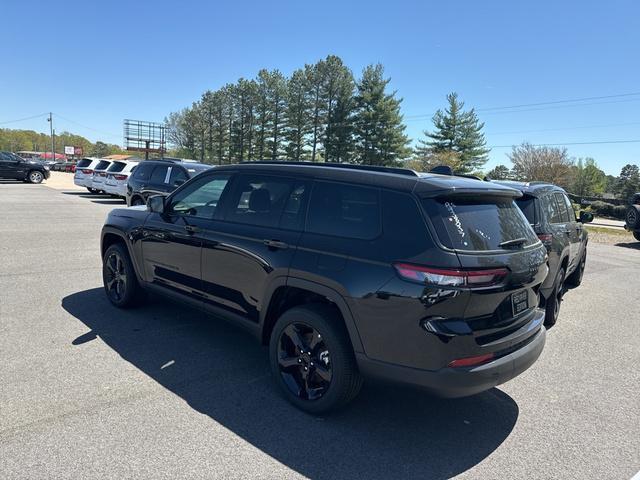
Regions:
[[243, 160, 419, 177], [428, 165, 484, 181]]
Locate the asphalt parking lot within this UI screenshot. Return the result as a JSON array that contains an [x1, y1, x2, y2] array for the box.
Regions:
[[1, 177, 639, 480]]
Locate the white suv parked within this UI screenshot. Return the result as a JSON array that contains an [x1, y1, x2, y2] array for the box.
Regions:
[[89, 160, 113, 193], [73, 158, 102, 191], [103, 160, 139, 198]]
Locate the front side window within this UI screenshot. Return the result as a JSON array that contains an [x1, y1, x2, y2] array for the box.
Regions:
[[541, 194, 563, 224], [225, 174, 308, 229], [559, 193, 575, 222], [422, 197, 538, 251], [167, 174, 231, 219], [169, 166, 189, 186], [307, 182, 381, 239], [553, 193, 571, 223]]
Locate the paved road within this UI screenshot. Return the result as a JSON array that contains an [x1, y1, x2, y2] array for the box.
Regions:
[[1, 180, 638, 480], [592, 217, 626, 230]]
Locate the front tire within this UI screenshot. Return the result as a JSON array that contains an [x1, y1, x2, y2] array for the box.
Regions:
[[269, 304, 362, 414], [544, 267, 565, 328], [102, 243, 144, 308], [28, 170, 44, 184], [131, 196, 145, 206]]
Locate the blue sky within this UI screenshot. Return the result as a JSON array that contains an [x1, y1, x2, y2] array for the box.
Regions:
[[1, 0, 638, 175]]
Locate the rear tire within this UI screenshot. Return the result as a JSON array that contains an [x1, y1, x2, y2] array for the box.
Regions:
[[544, 267, 565, 328], [634, 231, 640, 242], [131, 196, 145, 206], [87, 187, 97, 193], [269, 304, 362, 414], [565, 248, 586, 287], [102, 243, 144, 308]]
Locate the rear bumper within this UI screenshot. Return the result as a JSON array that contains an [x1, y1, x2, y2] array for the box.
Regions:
[[356, 319, 546, 398]]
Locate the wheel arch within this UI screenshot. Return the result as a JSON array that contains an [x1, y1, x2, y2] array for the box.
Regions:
[[260, 277, 364, 353], [101, 226, 144, 283]]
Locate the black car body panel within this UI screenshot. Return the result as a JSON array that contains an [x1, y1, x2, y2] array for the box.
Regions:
[[103, 163, 549, 398], [0, 151, 51, 181]]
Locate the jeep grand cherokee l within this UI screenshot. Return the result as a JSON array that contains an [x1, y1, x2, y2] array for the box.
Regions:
[[493, 181, 592, 327], [101, 162, 548, 413]]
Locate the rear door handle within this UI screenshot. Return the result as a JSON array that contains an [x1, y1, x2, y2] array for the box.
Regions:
[[263, 239, 289, 250], [185, 225, 200, 234]]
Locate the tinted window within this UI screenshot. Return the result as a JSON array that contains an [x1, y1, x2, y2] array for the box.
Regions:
[[515, 195, 536, 224], [307, 182, 381, 240], [558, 193, 575, 222], [132, 163, 154, 181], [553, 193, 571, 223], [169, 166, 189, 186], [149, 165, 169, 184], [422, 197, 538, 251], [382, 190, 434, 257], [168, 174, 231, 219], [95, 160, 111, 170], [76, 159, 92, 168], [225, 174, 308, 229], [107, 161, 127, 173], [541, 194, 563, 224]]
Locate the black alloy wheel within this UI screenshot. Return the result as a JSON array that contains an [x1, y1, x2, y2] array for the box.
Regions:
[[104, 251, 128, 303], [545, 267, 565, 328], [277, 322, 333, 401]]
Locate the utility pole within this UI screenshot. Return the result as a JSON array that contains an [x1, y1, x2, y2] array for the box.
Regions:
[[47, 113, 54, 161]]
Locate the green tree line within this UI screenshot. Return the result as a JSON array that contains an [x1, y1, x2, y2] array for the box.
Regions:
[[0, 128, 125, 157]]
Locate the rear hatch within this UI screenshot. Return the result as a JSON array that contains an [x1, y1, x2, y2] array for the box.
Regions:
[[74, 158, 95, 180], [419, 189, 547, 354], [105, 161, 128, 186], [92, 160, 112, 185]]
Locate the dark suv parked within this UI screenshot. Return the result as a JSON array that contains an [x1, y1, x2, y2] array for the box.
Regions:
[[493, 181, 592, 326], [126, 159, 212, 206], [102, 162, 548, 413], [0, 151, 51, 183]]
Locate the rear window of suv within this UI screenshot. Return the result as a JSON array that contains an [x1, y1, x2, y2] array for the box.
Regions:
[[95, 160, 111, 170], [107, 161, 126, 173], [77, 159, 93, 168], [515, 195, 536, 224], [422, 197, 538, 251]]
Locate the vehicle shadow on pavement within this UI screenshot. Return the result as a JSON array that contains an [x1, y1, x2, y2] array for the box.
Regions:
[[62, 288, 519, 480], [90, 199, 126, 205], [615, 241, 640, 250]]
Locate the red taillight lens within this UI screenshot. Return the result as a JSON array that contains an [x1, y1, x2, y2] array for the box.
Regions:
[[448, 353, 495, 368], [393, 263, 508, 287], [537, 234, 553, 245], [82, 169, 93, 174], [113, 174, 127, 180]]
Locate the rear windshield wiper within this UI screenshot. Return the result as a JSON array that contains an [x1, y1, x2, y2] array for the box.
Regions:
[[499, 237, 527, 248]]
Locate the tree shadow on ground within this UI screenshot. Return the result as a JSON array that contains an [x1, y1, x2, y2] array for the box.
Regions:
[[62, 288, 519, 480]]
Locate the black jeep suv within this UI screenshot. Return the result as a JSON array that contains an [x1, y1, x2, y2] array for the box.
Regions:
[[0, 151, 51, 183], [493, 181, 592, 327], [101, 162, 548, 413], [126, 158, 212, 206], [624, 193, 640, 241]]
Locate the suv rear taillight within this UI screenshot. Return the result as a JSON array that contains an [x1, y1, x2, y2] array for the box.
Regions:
[[113, 174, 127, 180], [393, 263, 508, 287], [537, 233, 553, 246], [82, 169, 93, 174]]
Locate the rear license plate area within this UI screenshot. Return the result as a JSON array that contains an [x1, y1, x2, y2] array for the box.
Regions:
[[511, 290, 528, 316]]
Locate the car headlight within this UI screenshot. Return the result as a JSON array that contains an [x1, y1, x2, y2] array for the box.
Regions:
[[44, 166, 50, 170]]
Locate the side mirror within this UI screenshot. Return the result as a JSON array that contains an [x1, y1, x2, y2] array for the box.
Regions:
[[579, 211, 594, 224], [147, 195, 165, 213]]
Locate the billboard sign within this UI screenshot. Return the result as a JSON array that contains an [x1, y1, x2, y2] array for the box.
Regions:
[[64, 146, 75, 155]]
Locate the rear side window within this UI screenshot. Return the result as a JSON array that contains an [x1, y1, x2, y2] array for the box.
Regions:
[[555, 193, 573, 222], [76, 159, 92, 168], [149, 165, 169, 184], [107, 162, 126, 173], [169, 166, 189, 186], [307, 182, 380, 240], [515, 195, 536, 224], [95, 160, 111, 170], [422, 197, 538, 251], [132, 163, 154, 181], [225, 174, 308, 229]]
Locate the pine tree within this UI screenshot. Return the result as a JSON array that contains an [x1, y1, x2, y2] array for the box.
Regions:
[[417, 92, 489, 173], [305, 61, 325, 161], [322, 55, 355, 163], [284, 69, 312, 161], [354, 64, 410, 166]]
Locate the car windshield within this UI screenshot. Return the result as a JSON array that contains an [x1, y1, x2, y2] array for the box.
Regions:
[[422, 197, 538, 251]]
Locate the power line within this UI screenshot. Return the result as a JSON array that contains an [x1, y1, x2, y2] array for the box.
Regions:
[[53, 113, 121, 138], [487, 121, 640, 136], [0, 113, 49, 125], [477, 91, 640, 112], [489, 139, 640, 148]]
